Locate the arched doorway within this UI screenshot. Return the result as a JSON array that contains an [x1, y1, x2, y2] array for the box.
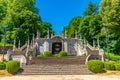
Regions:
[[52, 36, 63, 54]]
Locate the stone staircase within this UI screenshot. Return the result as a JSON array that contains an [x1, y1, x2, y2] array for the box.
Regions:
[[20, 56, 93, 75]]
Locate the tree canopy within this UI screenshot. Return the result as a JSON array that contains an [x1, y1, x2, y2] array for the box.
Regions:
[[100, 0, 120, 37], [0, 0, 54, 46]]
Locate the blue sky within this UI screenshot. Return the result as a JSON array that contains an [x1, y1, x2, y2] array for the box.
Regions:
[[35, 0, 101, 34]]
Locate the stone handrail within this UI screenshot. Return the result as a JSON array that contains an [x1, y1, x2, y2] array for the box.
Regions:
[[85, 43, 104, 64], [20, 43, 27, 50]]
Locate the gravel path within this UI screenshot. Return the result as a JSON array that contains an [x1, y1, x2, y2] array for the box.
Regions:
[[0, 75, 120, 80]]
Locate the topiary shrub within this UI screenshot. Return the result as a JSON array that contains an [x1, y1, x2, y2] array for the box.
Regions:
[[88, 60, 104, 73], [37, 53, 44, 57], [114, 64, 120, 71], [53, 53, 59, 57], [104, 61, 117, 70], [6, 60, 20, 74], [43, 51, 52, 57], [0, 62, 6, 70], [58, 51, 67, 57]]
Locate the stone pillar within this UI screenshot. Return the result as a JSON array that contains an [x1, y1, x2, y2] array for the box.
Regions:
[[64, 40, 68, 52], [44, 40, 49, 51]]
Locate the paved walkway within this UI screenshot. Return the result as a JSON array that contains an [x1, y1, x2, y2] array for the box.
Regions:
[[0, 75, 120, 80]]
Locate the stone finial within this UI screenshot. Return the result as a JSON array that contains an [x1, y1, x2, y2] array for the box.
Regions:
[[93, 40, 95, 48], [80, 33, 82, 40], [75, 30, 78, 39], [30, 40, 33, 48], [47, 29, 50, 39], [51, 33, 53, 38], [97, 37, 100, 49], [27, 38, 30, 47], [18, 40, 20, 49], [37, 31, 40, 39], [13, 38, 16, 52], [32, 33, 35, 45], [65, 29, 67, 38]]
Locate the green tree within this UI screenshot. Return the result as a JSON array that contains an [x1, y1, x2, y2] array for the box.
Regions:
[[84, 2, 98, 17], [79, 14, 103, 45], [64, 16, 82, 38], [100, 0, 120, 37], [0, 0, 53, 46]]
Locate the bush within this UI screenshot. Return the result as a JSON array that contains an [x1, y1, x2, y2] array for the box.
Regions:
[[0, 60, 8, 70], [88, 60, 104, 73], [114, 64, 120, 71], [6, 60, 20, 74], [53, 53, 59, 57], [58, 51, 67, 57], [104, 61, 117, 70], [0, 62, 6, 70], [105, 52, 120, 61], [44, 51, 52, 57], [37, 51, 52, 57]]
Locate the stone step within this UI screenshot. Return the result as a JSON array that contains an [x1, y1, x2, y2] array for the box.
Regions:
[[20, 64, 93, 75], [19, 56, 93, 75]]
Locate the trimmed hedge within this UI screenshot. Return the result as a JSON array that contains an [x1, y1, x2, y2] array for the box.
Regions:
[[44, 51, 52, 57], [88, 60, 104, 73], [53, 51, 67, 57], [114, 64, 120, 71], [59, 51, 67, 57], [104, 61, 117, 70], [0, 62, 6, 70], [38, 51, 52, 57], [6, 60, 20, 74], [0, 60, 8, 70]]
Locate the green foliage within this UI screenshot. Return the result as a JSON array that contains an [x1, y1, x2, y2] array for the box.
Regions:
[[84, 2, 98, 16], [100, 0, 120, 36], [53, 53, 60, 57], [0, 0, 54, 46], [88, 60, 104, 73], [114, 64, 120, 71], [38, 51, 52, 57], [58, 51, 67, 57], [103, 61, 117, 70], [0, 42, 13, 46], [54, 51, 67, 57], [59, 51, 67, 56], [43, 51, 52, 57], [63, 16, 82, 38], [0, 61, 6, 70], [105, 52, 120, 61], [80, 53, 86, 56], [6, 60, 20, 74]]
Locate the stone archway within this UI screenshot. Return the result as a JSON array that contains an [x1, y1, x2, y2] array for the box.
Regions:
[[51, 36, 63, 54]]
